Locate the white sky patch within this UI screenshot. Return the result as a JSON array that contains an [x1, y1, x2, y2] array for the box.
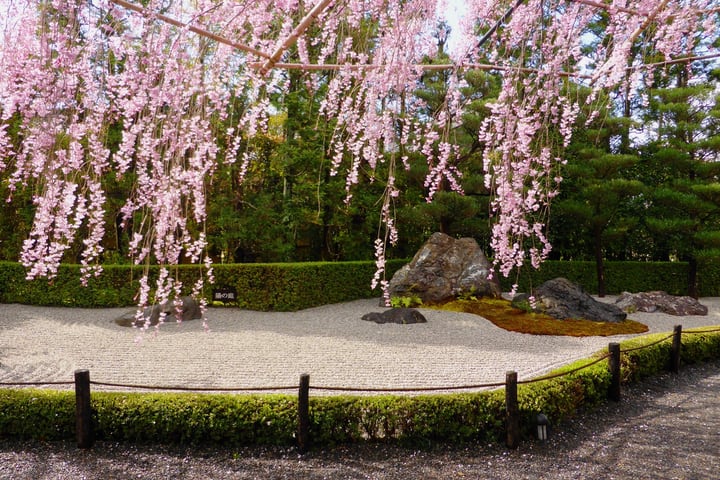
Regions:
[[437, 0, 470, 59]]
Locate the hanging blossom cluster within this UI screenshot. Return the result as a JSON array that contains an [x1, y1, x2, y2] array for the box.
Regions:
[[0, 1, 110, 283], [0, 0, 718, 322], [462, 0, 718, 284], [313, 0, 468, 297], [0, 0, 279, 330], [474, 0, 594, 282]]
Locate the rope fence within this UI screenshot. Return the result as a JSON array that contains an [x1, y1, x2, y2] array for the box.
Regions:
[[88, 381, 298, 393], [0, 380, 74, 387], [311, 381, 508, 393], [518, 354, 611, 385], [621, 332, 675, 353], [1, 324, 717, 451]]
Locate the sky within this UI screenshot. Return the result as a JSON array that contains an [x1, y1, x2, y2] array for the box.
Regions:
[[437, 0, 469, 57]]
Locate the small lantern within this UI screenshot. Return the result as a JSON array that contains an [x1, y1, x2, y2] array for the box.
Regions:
[[536, 413, 549, 441]]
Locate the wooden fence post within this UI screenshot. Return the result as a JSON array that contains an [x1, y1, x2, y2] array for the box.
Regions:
[[608, 343, 621, 402], [74, 369, 94, 449], [670, 325, 682, 373], [297, 373, 310, 453], [505, 371, 520, 449]]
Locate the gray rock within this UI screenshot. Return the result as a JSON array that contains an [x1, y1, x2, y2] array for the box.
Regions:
[[362, 308, 428, 324], [513, 278, 627, 323], [115, 296, 202, 327], [388, 232, 500, 304], [615, 291, 708, 316]]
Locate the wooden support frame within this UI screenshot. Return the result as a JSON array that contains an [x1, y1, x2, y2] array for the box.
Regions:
[[258, 0, 337, 75]]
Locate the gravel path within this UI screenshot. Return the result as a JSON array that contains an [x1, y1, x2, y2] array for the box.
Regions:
[[1, 297, 719, 393], [1, 359, 718, 479]]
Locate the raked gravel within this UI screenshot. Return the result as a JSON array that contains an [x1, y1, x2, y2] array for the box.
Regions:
[[1, 297, 719, 393]]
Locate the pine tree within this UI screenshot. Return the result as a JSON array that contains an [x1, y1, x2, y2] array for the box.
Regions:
[[640, 67, 720, 297], [553, 110, 644, 296]]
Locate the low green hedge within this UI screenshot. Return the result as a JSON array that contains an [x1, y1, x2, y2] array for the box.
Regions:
[[0, 389, 506, 447], [308, 392, 506, 447], [3, 259, 718, 310], [2, 327, 718, 448], [0, 260, 408, 310], [517, 356, 612, 436], [0, 389, 76, 440], [497, 260, 693, 296], [93, 393, 298, 445], [498, 258, 720, 297], [621, 328, 720, 382]]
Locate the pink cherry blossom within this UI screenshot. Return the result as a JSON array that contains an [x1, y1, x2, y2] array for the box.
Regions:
[[0, 0, 715, 328]]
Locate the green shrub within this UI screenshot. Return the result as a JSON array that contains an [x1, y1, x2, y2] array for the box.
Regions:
[[619, 333, 675, 382], [2, 259, 718, 309], [680, 329, 720, 363], [310, 392, 506, 447], [517, 357, 611, 435], [93, 393, 297, 446], [1, 328, 718, 448], [0, 389, 75, 440], [0, 260, 408, 310], [497, 260, 693, 296]]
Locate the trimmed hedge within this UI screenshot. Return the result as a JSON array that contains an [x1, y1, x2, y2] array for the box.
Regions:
[[620, 328, 720, 382], [0, 260, 408, 310], [1, 327, 718, 447], [497, 258, 720, 297], [93, 393, 298, 445], [0, 389, 76, 440], [0, 262, 143, 308], [3, 259, 720, 310], [308, 392, 506, 447], [1, 259, 719, 310], [497, 260, 692, 296]]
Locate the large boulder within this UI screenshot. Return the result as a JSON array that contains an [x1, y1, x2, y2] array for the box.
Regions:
[[388, 232, 501, 304], [513, 278, 627, 323], [615, 291, 708, 316], [115, 296, 202, 327]]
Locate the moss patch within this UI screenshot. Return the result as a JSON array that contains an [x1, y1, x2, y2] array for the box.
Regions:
[[430, 298, 649, 337]]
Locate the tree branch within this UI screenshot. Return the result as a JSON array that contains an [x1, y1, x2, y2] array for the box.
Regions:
[[108, 0, 272, 59], [258, 0, 337, 76]]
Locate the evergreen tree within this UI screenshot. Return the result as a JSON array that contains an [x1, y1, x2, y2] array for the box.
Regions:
[[552, 102, 644, 296], [398, 23, 499, 248], [639, 68, 720, 297]]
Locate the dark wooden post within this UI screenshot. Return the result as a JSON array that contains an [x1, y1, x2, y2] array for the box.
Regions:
[[505, 371, 520, 449], [297, 374, 310, 454], [74, 369, 94, 449], [670, 325, 682, 373], [608, 343, 621, 402]]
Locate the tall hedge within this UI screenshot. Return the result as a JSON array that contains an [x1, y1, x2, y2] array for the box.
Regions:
[[1, 259, 719, 310], [0, 260, 408, 310], [496, 260, 699, 296]]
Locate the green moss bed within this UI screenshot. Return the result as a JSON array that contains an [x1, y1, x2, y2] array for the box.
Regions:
[[431, 298, 649, 337]]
